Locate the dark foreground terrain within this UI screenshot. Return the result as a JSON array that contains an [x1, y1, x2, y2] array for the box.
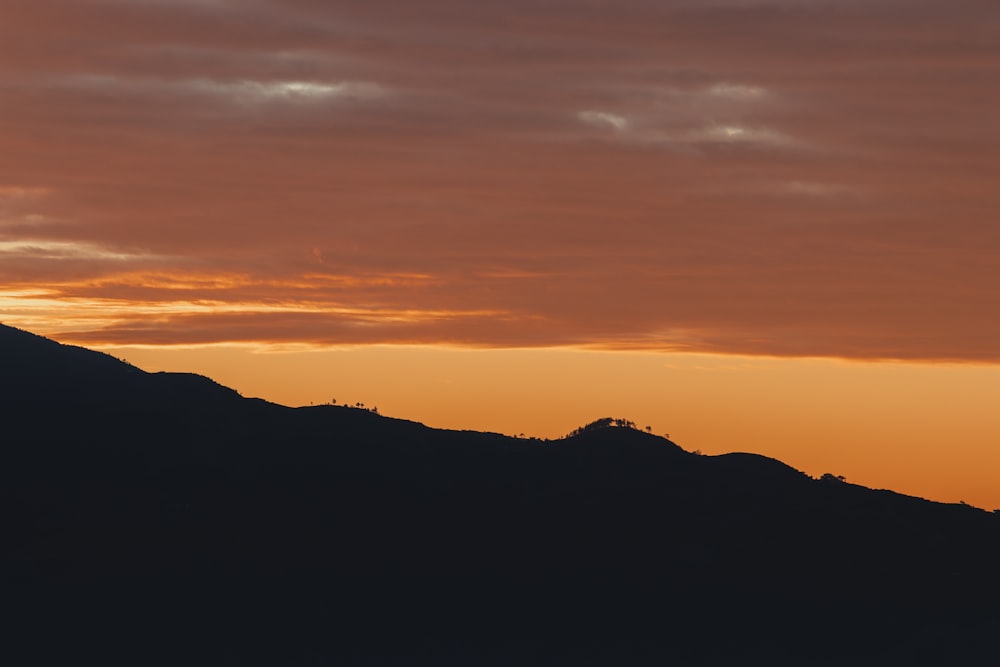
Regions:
[[2, 323, 998, 665]]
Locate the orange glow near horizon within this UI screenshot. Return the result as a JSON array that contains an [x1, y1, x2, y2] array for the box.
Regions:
[[94, 342, 1000, 511], [2, 3, 999, 516]]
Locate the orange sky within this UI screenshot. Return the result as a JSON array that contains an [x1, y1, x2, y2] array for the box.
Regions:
[[90, 344, 1000, 510], [2, 0, 999, 507]]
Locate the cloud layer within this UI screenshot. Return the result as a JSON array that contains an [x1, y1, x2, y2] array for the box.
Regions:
[[2, 0, 999, 360]]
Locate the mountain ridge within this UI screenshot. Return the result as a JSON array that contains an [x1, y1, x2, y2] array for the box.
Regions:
[[3, 323, 999, 666]]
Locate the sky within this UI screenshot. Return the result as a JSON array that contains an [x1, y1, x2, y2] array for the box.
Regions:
[[2, 0, 999, 506]]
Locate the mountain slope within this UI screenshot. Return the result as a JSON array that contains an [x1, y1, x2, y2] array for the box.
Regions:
[[2, 324, 998, 666], [1, 323, 241, 405]]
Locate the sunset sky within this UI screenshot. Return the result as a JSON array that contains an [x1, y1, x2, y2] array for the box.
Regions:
[[2, 1, 998, 507]]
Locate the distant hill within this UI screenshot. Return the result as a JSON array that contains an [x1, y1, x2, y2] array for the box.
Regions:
[[2, 323, 998, 666]]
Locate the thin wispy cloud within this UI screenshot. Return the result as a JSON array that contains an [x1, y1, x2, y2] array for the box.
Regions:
[[0, 239, 163, 262], [707, 83, 767, 100], [577, 110, 628, 131], [63, 74, 386, 104]]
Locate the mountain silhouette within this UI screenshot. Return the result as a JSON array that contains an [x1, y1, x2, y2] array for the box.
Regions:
[[2, 323, 998, 666]]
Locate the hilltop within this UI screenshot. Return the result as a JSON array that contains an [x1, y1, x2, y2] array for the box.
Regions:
[[2, 323, 998, 666]]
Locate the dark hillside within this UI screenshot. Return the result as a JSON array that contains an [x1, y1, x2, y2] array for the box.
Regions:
[[2, 324, 998, 666]]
